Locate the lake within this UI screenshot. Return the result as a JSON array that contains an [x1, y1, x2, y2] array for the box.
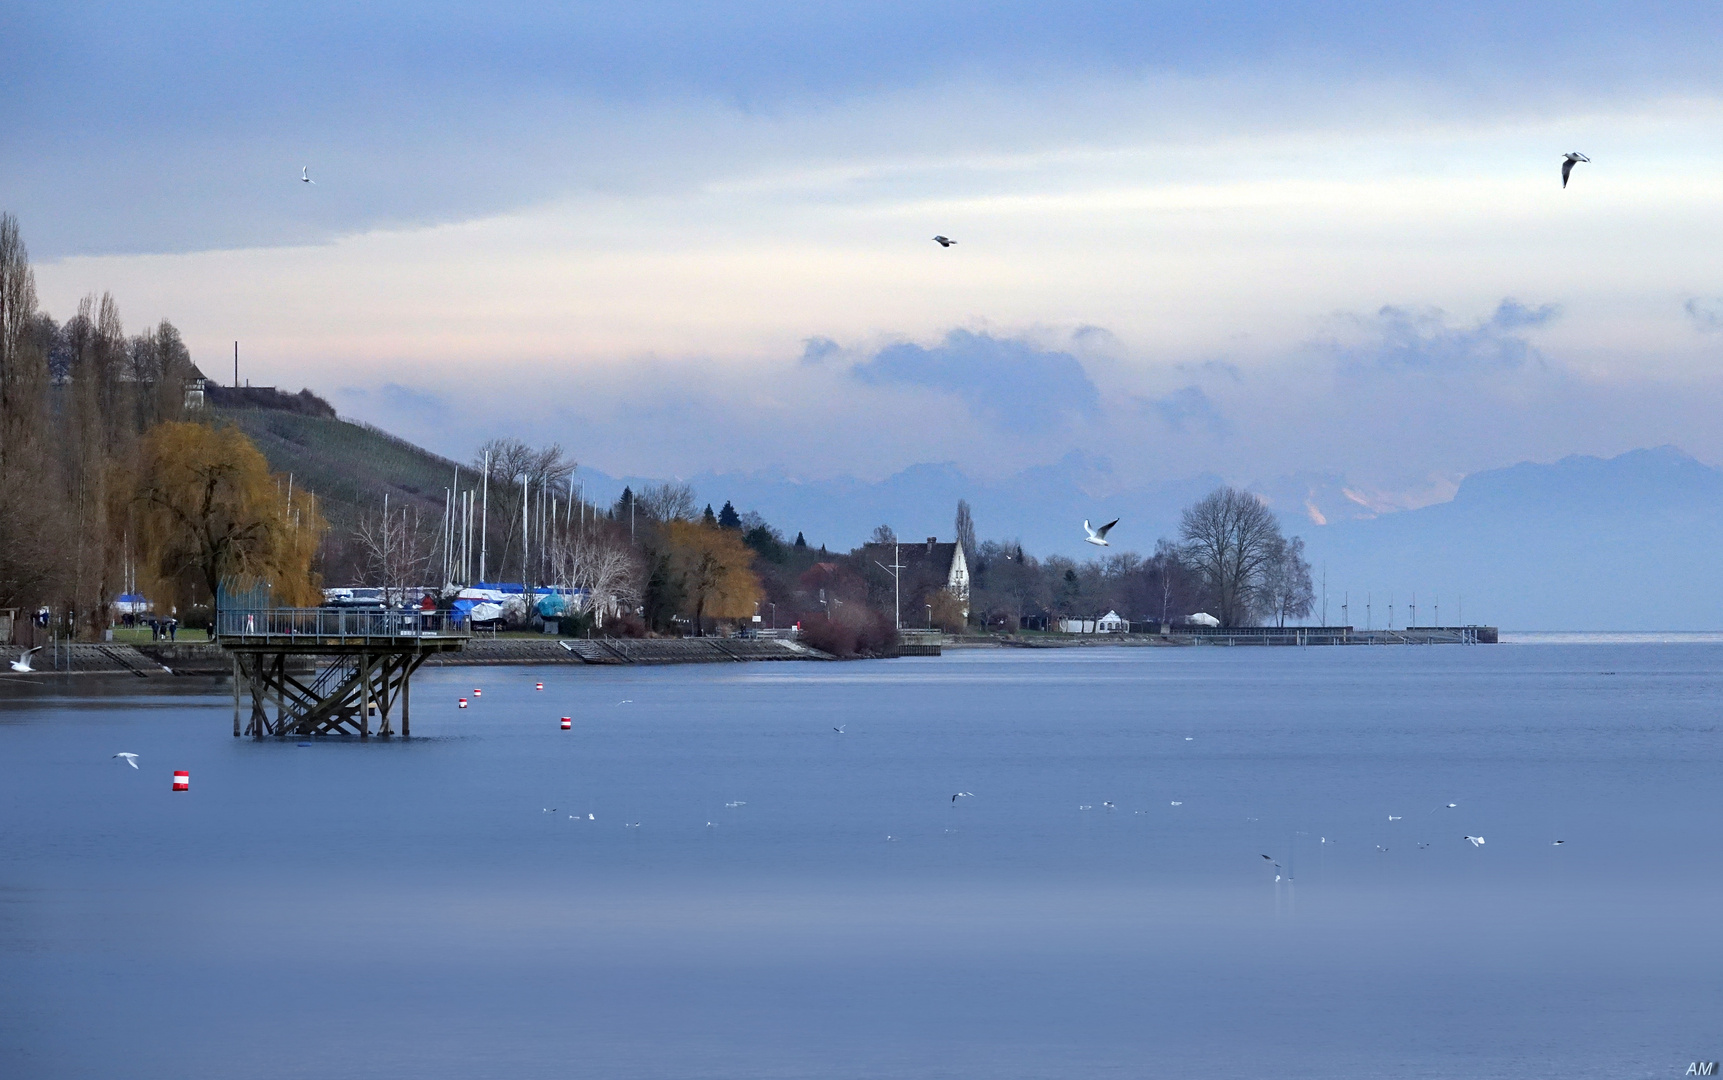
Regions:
[[2, 643, 1720, 1079]]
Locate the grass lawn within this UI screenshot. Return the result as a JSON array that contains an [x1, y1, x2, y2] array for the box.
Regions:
[[111, 626, 210, 643]]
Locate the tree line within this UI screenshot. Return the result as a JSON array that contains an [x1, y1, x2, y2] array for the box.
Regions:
[[0, 213, 321, 639]]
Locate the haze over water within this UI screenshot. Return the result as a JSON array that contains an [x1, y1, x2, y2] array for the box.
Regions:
[[3, 646, 1721, 1079]]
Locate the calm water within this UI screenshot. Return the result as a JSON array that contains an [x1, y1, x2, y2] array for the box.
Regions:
[[3, 645, 1721, 1079]]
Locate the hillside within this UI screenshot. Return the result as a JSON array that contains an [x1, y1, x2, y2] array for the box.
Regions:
[[213, 407, 462, 582]]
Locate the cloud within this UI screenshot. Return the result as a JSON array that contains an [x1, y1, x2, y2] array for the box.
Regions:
[[848, 330, 1100, 430], [1685, 298, 1723, 332], [1331, 298, 1560, 373], [1143, 385, 1228, 435], [800, 336, 842, 364]]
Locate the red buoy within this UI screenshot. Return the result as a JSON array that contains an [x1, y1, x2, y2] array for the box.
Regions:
[[458, 697, 468, 708], [172, 770, 189, 792], [560, 716, 572, 730], [536, 682, 544, 691]]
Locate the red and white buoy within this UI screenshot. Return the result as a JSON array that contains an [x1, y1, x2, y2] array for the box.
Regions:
[[458, 697, 468, 709], [560, 716, 572, 730], [473, 688, 481, 697], [172, 770, 189, 792], [536, 682, 544, 691]]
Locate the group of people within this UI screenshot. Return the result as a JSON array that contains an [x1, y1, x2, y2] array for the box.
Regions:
[[117, 611, 180, 640]]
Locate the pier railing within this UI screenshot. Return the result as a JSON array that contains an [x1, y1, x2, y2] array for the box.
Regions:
[[217, 607, 468, 640]]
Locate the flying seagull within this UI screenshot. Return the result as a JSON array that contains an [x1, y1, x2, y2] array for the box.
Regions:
[[1465, 835, 1486, 847], [10, 647, 41, 673], [1561, 152, 1589, 188], [1428, 802, 1458, 815], [1261, 854, 1286, 882], [952, 791, 974, 803], [932, 235, 955, 247], [833, 724, 845, 733], [301, 166, 315, 184], [1551, 840, 1565, 846], [112, 752, 139, 768], [1083, 518, 1118, 547]]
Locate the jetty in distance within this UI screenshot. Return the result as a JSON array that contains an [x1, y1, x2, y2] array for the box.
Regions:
[[1157, 625, 1497, 646]]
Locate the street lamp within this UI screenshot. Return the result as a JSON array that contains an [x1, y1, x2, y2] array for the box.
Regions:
[[926, 603, 932, 629]]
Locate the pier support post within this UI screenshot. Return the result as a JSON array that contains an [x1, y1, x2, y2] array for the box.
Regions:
[[232, 655, 240, 737]]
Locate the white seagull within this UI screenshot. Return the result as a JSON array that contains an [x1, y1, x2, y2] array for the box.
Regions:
[[112, 752, 139, 768], [1464, 835, 1486, 847], [1083, 518, 1118, 547], [10, 647, 41, 673], [301, 166, 315, 184], [833, 724, 845, 733], [952, 791, 974, 803], [1261, 854, 1286, 882], [933, 235, 956, 247], [1561, 152, 1589, 188]]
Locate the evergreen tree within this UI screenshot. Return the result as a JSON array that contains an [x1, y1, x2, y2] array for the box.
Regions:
[[717, 500, 741, 529], [701, 504, 718, 527], [794, 531, 807, 549]]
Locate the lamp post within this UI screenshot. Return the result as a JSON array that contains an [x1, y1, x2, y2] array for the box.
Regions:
[[926, 603, 932, 629]]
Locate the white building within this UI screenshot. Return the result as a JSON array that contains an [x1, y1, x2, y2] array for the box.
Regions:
[[1058, 609, 1129, 634]]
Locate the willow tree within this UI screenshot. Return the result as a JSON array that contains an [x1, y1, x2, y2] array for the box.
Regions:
[[663, 518, 760, 635], [135, 422, 326, 625]]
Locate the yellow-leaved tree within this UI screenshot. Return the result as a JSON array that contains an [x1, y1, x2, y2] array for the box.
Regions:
[[662, 518, 761, 634], [134, 421, 326, 624]]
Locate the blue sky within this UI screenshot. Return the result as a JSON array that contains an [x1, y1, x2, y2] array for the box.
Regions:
[[10, 1, 1723, 517]]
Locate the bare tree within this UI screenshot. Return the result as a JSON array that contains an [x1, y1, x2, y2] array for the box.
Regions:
[[549, 527, 641, 627], [868, 523, 897, 545], [354, 495, 435, 607], [1178, 486, 1285, 626], [637, 481, 698, 523], [1261, 535, 1315, 628], [471, 439, 575, 581]]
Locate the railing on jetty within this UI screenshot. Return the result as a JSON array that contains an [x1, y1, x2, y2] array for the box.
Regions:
[[217, 607, 468, 739], [217, 607, 464, 642]]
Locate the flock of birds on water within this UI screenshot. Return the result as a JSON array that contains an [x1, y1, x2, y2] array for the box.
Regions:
[[92, 673, 1574, 883]]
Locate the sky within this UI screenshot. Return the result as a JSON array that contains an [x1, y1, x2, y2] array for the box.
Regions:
[[10, 1, 1723, 519]]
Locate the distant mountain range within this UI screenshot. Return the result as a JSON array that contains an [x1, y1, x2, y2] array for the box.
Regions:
[[581, 446, 1723, 631]]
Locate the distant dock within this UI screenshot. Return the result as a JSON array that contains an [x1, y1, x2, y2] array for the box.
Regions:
[[1166, 625, 1497, 646]]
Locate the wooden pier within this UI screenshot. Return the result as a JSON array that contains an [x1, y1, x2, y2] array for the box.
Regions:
[[218, 608, 468, 738]]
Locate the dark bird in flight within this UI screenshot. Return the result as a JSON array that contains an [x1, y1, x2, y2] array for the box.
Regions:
[[1561, 153, 1589, 188], [933, 235, 956, 247]]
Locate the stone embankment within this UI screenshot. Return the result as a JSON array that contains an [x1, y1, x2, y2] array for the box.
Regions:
[[424, 637, 835, 665], [0, 637, 836, 677]]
